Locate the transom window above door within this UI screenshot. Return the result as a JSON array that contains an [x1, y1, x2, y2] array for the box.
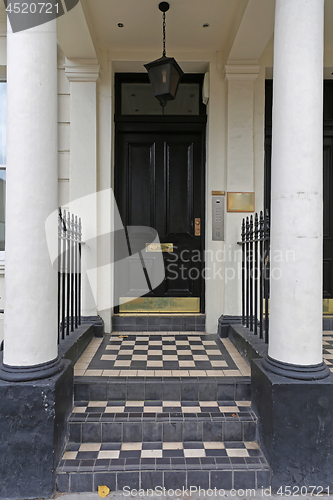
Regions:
[[116, 74, 206, 117]]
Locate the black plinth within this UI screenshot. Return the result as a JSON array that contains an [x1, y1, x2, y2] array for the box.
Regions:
[[0, 358, 73, 499], [252, 358, 333, 491]]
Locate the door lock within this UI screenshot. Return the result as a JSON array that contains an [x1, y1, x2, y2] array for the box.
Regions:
[[195, 218, 201, 236]]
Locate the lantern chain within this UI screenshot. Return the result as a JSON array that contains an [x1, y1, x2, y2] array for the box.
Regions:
[[162, 11, 166, 56]]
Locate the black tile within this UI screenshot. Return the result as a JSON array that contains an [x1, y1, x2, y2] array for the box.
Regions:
[[71, 473, 94, 492], [89, 383, 108, 401], [210, 470, 232, 489], [217, 383, 235, 401], [94, 472, 117, 490], [108, 381, 127, 400], [163, 450, 184, 458], [127, 381, 145, 400], [69, 423, 81, 443], [136, 317, 149, 326], [145, 382, 163, 400], [141, 471, 163, 489], [120, 450, 141, 459], [163, 422, 182, 442], [102, 422, 122, 442], [117, 472, 140, 490], [77, 451, 98, 460], [82, 423, 101, 443], [199, 382, 216, 401], [243, 421, 257, 441], [224, 421, 242, 441], [181, 382, 199, 401], [163, 381, 181, 400], [143, 422, 163, 441], [256, 470, 270, 488], [123, 422, 143, 442], [235, 382, 251, 400], [74, 383, 89, 401], [183, 421, 202, 441], [233, 470, 256, 489], [164, 471, 186, 489], [187, 470, 209, 489], [202, 421, 222, 441], [206, 450, 228, 457], [57, 473, 70, 492]]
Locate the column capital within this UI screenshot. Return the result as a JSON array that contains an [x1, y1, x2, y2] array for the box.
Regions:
[[225, 62, 260, 81], [64, 58, 100, 82]]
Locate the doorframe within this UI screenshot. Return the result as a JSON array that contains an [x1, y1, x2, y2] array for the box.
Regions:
[[113, 73, 207, 314]]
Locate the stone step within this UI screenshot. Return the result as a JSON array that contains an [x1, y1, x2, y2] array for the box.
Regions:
[[56, 440, 270, 493], [74, 376, 251, 402], [69, 400, 256, 444]]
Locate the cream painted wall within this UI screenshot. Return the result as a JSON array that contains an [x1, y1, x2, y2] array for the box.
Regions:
[[57, 49, 70, 207]]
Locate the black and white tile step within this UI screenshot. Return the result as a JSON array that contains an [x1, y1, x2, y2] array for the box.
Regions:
[[57, 440, 270, 493], [68, 400, 257, 444], [74, 334, 250, 378]]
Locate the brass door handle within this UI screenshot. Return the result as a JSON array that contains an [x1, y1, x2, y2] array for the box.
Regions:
[[146, 243, 173, 252], [195, 218, 201, 236]]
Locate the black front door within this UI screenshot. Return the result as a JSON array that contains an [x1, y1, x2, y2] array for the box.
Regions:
[[114, 126, 205, 313]]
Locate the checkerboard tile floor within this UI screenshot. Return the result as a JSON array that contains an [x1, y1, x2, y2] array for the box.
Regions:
[[59, 441, 266, 472], [70, 400, 254, 422], [74, 334, 250, 378], [323, 331, 333, 372]]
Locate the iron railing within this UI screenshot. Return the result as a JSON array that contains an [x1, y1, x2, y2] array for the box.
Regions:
[[239, 210, 270, 343], [58, 208, 82, 344]]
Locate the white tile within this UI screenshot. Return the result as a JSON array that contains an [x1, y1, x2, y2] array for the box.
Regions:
[[163, 355, 178, 361], [114, 360, 131, 367], [162, 401, 181, 407], [226, 449, 249, 457], [73, 407, 86, 413], [126, 401, 145, 406], [132, 355, 148, 361], [105, 406, 125, 413], [236, 401, 251, 406], [193, 355, 209, 361], [141, 450, 163, 458], [79, 443, 101, 452], [85, 370, 103, 376], [219, 406, 239, 412], [119, 370, 138, 376], [102, 370, 120, 376], [179, 361, 196, 368], [183, 449, 206, 458], [204, 442, 225, 449], [143, 406, 163, 413], [245, 442, 259, 449], [189, 370, 207, 377], [63, 451, 77, 460], [121, 443, 142, 450], [210, 360, 227, 367], [98, 450, 120, 459], [101, 355, 117, 361], [200, 401, 218, 407], [88, 401, 107, 407], [147, 361, 164, 367], [182, 406, 201, 413], [163, 442, 183, 450], [172, 370, 190, 377]]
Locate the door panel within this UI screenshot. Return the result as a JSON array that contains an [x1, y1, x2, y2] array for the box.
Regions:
[[115, 129, 205, 311]]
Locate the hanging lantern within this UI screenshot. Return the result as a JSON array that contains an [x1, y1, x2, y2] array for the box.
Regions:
[[144, 2, 184, 107]]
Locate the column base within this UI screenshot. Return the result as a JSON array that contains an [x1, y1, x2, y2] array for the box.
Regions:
[[0, 355, 62, 381], [252, 358, 333, 491], [262, 354, 330, 380], [0, 358, 73, 499]]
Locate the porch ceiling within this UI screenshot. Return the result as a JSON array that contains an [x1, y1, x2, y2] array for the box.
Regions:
[[82, 0, 248, 54]]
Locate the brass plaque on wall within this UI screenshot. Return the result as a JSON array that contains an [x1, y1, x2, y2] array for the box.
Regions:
[[227, 192, 255, 212], [119, 297, 200, 313]]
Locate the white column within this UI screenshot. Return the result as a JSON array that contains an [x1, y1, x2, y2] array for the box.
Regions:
[[4, 20, 58, 367], [268, 0, 324, 366], [224, 64, 259, 316], [65, 59, 100, 317]]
